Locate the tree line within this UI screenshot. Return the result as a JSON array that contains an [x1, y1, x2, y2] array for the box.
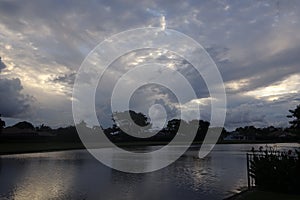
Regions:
[[0, 104, 299, 144]]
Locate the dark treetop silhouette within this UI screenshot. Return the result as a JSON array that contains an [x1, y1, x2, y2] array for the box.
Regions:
[[288, 105, 300, 132], [0, 105, 299, 155], [0, 114, 5, 134]]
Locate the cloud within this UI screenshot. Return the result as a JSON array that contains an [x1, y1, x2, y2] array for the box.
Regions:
[[0, 0, 299, 129], [51, 72, 76, 87], [0, 56, 32, 117], [0, 57, 6, 72], [226, 102, 267, 128], [0, 78, 31, 117], [221, 45, 300, 93]]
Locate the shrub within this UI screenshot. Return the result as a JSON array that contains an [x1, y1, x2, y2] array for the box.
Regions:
[[249, 147, 300, 194]]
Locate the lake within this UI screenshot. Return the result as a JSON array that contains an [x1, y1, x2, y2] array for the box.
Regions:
[[0, 143, 299, 200]]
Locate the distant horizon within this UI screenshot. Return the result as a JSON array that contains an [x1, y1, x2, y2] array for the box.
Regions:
[[1, 115, 292, 132]]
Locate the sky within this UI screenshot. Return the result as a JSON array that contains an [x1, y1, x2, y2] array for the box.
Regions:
[[0, 0, 299, 130]]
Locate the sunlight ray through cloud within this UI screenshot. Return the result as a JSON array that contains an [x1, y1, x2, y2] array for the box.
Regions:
[[245, 74, 300, 101]]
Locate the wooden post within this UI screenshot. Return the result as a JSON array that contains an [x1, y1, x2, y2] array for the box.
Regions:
[[246, 153, 251, 189]]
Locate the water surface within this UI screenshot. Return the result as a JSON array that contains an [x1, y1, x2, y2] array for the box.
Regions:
[[0, 143, 298, 200]]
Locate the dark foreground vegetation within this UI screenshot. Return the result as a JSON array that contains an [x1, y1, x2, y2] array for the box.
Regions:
[[227, 146, 300, 200], [0, 104, 299, 154], [249, 147, 300, 194], [226, 189, 300, 200]]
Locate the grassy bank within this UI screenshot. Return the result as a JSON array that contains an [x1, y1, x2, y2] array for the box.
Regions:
[[0, 140, 298, 156], [0, 141, 85, 155], [0, 140, 187, 155]]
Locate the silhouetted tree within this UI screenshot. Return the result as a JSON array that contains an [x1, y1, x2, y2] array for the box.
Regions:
[[235, 126, 258, 140], [56, 124, 81, 142], [189, 119, 210, 141], [112, 110, 152, 136], [218, 127, 229, 141], [0, 114, 5, 134], [36, 124, 52, 132], [287, 104, 300, 132], [166, 119, 181, 133], [12, 121, 34, 130]]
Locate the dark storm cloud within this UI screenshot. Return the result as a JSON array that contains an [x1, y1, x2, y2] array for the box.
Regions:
[[0, 57, 6, 72], [0, 78, 31, 117], [0, 57, 31, 117]]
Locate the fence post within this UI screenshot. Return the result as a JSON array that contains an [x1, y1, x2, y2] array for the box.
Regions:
[[246, 153, 251, 189]]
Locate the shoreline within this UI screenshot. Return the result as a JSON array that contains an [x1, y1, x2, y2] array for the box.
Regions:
[[0, 140, 298, 156]]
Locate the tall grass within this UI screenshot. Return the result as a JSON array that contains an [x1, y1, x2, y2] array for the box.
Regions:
[[249, 146, 300, 194]]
